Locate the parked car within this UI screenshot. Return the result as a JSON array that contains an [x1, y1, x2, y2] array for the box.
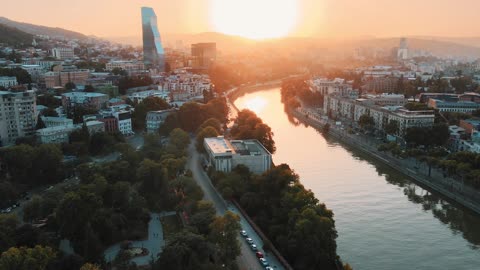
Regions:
[[259, 258, 269, 267], [250, 244, 258, 251], [240, 230, 248, 237], [255, 251, 264, 258], [265, 267, 274, 270], [245, 238, 254, 244]]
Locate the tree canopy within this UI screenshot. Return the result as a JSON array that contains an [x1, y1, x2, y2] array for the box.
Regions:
[[230, 109, 276, 154]]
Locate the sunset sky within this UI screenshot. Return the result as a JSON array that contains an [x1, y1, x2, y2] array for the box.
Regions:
[[2, 0, 480, 39]]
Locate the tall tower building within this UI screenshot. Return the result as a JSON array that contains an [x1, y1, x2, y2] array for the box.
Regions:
[[397, 38, 409, 60], [191, 43, 217, 69], [141, 7, 165, 71]]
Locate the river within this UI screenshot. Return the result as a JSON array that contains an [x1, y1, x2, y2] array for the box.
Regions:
[[233, 88, 480, 270]]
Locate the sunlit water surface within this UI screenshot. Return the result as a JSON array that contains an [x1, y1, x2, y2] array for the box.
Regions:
[[234, 88, 480, 270]]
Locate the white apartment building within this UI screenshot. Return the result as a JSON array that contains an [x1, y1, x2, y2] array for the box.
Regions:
[[308, 77, 357, 97], [106, 61, 145, 71], [0, 91, 37, 146], [36, 124, 78, 144], [41, 116, 73, 128], [128, 90, 170, 104], [428, 99, 480, 113], [113, 111, 133, 136], [51, 47, 75, 60], [325, 94, 435, 136], [204, 137, 272, 174], [0, 77, 18, 88]]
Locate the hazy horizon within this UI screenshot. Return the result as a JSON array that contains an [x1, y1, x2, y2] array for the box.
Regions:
[[2, 0, 480, 40]]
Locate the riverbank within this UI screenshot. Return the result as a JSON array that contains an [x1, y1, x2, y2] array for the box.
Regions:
[[291, 108, 480, 215]]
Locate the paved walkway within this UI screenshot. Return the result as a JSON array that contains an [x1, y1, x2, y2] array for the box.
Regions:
[[104, 211, 176, 266]]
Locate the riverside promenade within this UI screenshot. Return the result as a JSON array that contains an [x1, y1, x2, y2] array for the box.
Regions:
[[293, 107, 480, 215]]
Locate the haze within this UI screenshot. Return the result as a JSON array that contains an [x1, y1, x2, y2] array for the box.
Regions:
[[2, 0, 480, 39]]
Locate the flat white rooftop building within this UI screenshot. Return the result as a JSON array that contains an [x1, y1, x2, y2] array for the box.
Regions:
[[204, 137, 272, 174]]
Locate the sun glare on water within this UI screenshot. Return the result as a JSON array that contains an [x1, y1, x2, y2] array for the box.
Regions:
[[210, 0, 299, 40], [242, 96, 268, 114]]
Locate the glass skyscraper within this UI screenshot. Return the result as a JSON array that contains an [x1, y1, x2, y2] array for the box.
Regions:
[[141, 7, 165, 71]]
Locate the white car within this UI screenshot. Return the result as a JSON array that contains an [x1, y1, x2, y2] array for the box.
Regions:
[[245, 238, 254, 244], [240, 230, 248, 237]]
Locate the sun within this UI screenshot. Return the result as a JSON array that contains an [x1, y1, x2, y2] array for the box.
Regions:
[[209, 0, 299, 40]]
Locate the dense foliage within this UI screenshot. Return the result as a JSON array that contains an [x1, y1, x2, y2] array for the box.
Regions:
[[211, 165, 338, 270], [281, 78, 324, 109], [160, 98, 229, 134], [131, 96, 171, 131], [230, 110, 276, 154], [0, 67, 32, 84]]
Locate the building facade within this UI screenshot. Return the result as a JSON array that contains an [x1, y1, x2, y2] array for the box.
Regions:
[[191, 43, 217, 69], [146, 109, 175, 133], [51, 47, 75, 60], [204, 137, 272, 174], [0, 77, 18, 88], [44, 69, 90, 88], [141, 7, 165, 70], [427, 99, 480, 113], [0, 91, 37, 146], [106, 61, 145, 71], [61, 92, 108, 113]]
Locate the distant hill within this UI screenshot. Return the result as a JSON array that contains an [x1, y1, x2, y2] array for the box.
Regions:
[[0, 17, 87, 40], [0, 23, 33, 46]]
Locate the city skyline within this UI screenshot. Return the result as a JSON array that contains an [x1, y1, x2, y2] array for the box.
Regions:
[[1, 0, 480, 39]]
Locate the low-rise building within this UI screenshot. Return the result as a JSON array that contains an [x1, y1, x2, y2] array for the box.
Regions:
[[36, 124, 78, 144], [308, 77, 357, 97], [61, 92, 108, 113], [427, 99, 480, 113], [85, 120, 105, 135], [146, 109, 176, 133], [106, 60, 145, 71], [51, 47, 74, 60], [44, 69, 90, 88], [113, 111, 133, 136], [204, 137, 272, 174], [0, 76, 17, 88], [325, 94, 435, 136], [41, 116, 73, 128]]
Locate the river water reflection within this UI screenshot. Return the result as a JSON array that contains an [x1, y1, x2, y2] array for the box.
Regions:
[[234, 88, 480, 270]]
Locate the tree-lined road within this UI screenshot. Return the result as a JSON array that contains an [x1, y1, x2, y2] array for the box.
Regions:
[[187, 142, 284, 270]]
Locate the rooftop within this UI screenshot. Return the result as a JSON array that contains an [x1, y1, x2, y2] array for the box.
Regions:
[[204, 137, 271, 156]]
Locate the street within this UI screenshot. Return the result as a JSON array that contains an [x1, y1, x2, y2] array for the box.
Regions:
[[187, 142, 284, 270]]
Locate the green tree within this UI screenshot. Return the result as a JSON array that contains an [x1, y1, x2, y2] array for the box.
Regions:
[[196, 126, 219, 152], [65, 82, 76, 90], [358, 114, 375, 131], [385, 120, 399, 135], [0, 245, 56, 270], [132, 97, 170, 130], [197, 118, 223, 134], [208, 211, 241, 266], [230, 109, 276, 153], [155, 231, 217, 270]]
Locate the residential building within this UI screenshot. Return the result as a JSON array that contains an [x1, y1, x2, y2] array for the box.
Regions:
[[36, 125, 78, 144], [0, 91, 37, 146], [44, 69, 90, 88], [308, 77, 356, 97], [146, 109, 176, 133], [113, 111, 133, 136], [459, 92, 480, 103], [99, 116, 119, 133], [141, 7, 165, 70], [61, 92, 108, 113], [324, 94, 435, 136], [418, 93, 458, 103], [51, 47, 74, 60], [128, 90, 170, 103], [427, 99, 480, 113], [41, 116, 73, 128], [191, 43, 217, 69], [106, 61, 145, 71], [0, 76, 17, 88], [204, 137, 272, 174], [85, 120, 105, 135]]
